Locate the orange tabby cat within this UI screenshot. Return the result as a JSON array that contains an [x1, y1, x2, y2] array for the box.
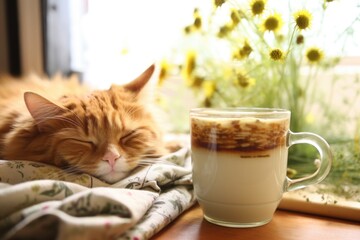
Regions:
[[0, 65, 168, 183]]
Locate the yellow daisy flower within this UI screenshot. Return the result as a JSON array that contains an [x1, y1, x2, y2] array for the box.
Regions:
[[158, 60, 170, 86], [233, 40, 253, 60], [296, 34, 305, 45], [250, 0, 267, 16], [214, 0, 226, 8], [182, 50, 197, 85], [306, 47, 323, 64], [234, 70, 255, 88], [269, 48, 284, 61], [218, 24, 234, 38], [230, 9, 241, 26], [193, 76, 205, 88], [202, 81, 216, 98], [193, 8, 202, 30], [261, 13, 283, 32], [294, 10, 312, 30], [184, 25, 193, 34], [194, 17, 202, 29], [240, 41, 253, 58]]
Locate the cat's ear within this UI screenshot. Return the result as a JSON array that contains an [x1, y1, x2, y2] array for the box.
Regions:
[[24, 92, 64, 131], [123, 64, 155, 93]]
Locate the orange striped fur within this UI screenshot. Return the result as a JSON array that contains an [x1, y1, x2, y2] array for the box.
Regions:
[[0, 65, 167, 183]]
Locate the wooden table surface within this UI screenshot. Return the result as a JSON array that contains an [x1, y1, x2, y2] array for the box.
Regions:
[[153, 204, 360, 240]]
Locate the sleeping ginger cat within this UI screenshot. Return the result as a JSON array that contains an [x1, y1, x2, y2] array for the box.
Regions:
[[0, 65, 169, 183]]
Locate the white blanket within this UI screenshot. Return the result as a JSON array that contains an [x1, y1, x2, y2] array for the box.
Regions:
[[0, 147, 195, 240]]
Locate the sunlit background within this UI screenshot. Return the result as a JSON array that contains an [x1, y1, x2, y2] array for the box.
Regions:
[[67, 0, 360, 88], [69, 0, 197, 88]]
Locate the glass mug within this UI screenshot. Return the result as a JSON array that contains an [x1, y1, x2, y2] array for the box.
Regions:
[[190, 108, 332, 228]]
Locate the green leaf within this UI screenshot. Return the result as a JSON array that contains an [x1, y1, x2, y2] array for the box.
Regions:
[[40, 182, 73, 197], [40, 189, 57, 197]]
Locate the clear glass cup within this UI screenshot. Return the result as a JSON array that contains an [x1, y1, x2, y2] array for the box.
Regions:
[[190, 108, 332, 227]]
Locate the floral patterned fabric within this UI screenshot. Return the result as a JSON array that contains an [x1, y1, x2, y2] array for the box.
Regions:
[[0, 147, 195, 240]]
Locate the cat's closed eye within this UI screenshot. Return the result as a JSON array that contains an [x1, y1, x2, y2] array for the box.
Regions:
[[120, 128, 154, 152], [76, 139, 95, 146], [64, 138, 96, 149], [120, 130, 137, 145]]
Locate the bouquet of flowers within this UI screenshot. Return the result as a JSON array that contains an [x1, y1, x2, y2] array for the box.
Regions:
[[158, 0, 360, 196]]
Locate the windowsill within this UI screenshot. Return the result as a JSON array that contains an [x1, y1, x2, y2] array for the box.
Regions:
[[279, 185, 360, 222]]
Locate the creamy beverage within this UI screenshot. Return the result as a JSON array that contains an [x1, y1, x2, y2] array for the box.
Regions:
[[191, 116, 289, 226], [190, 108, 332, 228]]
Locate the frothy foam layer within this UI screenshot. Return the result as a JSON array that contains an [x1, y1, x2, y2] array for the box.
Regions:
[[191, 117, 289, 152]]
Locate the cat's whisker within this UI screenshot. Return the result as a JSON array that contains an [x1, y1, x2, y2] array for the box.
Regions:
[[124, 105, 141, 117], [51, 116, 82, 128], [37, 107, 80, 126], [34, 115, 82, 128], [42, 171, 61, 179], [124, 153, 180, 167], [138, 158, 177, 166], [68, 110, 85, 128], [35, 103, 85, 128], [136, 153, 164, 158], [62, 168, 81, 175], [137, 163, 152, 167]]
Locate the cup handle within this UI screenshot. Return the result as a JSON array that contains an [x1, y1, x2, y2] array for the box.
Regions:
[[285, 131, 333, 192]]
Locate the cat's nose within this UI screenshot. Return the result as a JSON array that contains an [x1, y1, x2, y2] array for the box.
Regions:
[[103, 146, 120, 168]]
